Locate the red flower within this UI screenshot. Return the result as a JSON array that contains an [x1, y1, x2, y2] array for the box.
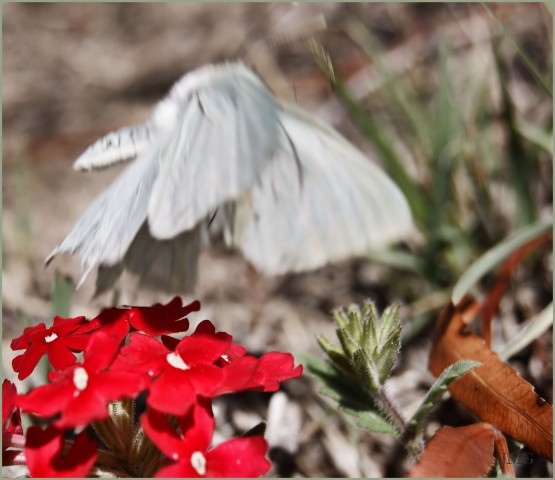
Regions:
[[142, 399, 271, 478], [15, 331, 149, 428], [247, 352, 303, 392], [127, 297, 200, 335], [216, 342, 303, 393], [75, 297, 199, 345], [111, 321, 234, 416], [25, 426, 97, 478], [2, 380, 22, 435], [3, 380, 23, 466], [11, 316, 90, 380]]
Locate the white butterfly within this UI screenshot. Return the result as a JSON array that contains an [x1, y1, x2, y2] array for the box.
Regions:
[[47, 62, 414, 295]]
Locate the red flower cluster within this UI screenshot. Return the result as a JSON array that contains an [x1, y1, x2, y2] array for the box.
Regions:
[[4, 298, 303, 478]]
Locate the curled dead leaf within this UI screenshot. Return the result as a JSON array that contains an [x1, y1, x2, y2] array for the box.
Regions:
[[429, 299, 553, 461], [407, 423, 497, 478]]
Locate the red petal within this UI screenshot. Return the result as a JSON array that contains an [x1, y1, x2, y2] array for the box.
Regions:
[[180, 364, 225, 397], [128, 297, 200, 335], [177, 398, 214, 452], [194, 319, 216, 335], [2, 380, 17, 426], [25, 426, 97, 478], [55, 388, 109, 429], [10, 324, 46, 350], [212, 357, 258, 396], [25, 426, 63, 477], [93, 370, 150, 400], [47, 342, 78, 370], [12, 343, 48, 380], [83, 307, 130, 341], [110, 333, 168, 375], [83, 331, 122, 372], [249, 352, 303, 392], [206, 436, 271, 477], [16, 382, 75, 418], [155, 462, 199, 478], [62, 334, 92, 352], [61, 430, 98, 476], [53, 316, 87, 334], [142, 408, 191, 460], [147, 370, 196, 416], [177, 331, 231, 365], [2, 380, 22, 435]]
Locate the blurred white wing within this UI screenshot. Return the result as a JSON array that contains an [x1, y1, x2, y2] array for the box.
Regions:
[[73, 123, 153, 171], [46, 140, 163, 270], [147, 63, 280, 239], [95, 222, 201, 296], [231, 101, 414, 275]]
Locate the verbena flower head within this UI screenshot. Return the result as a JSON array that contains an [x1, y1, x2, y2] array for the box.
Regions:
[[4, 297, 302, 478]]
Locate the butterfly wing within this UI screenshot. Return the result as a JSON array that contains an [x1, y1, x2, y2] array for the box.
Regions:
[[94, 221, 201, 296], [147, 63, 280, 239], [231, 101, 414, 275], [73, 123, 153, 171], [46, 140, 164, 271]]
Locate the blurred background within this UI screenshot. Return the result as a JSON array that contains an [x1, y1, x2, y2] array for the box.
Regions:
[[2, 3, 552, 477]]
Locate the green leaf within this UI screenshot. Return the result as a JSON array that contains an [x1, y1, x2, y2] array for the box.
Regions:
[[363, 301, 379, 348], [316, 334, 354, 374], [377, 304, 401, 347], [337, 328, 357, 358], [301, 355, 396, 435], [340, 405, 398, 435], [451, 219, 553, 304], [301, 354, 373, 411], [405, 360, 481, 439], [353, 348, 379, 394], [499, 302, 553, 361]]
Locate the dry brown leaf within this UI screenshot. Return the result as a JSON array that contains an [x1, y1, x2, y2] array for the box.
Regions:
[[407, 423, 496, 478], [480, 233, 552, 346], [429, 299, 553, 461], [493, 427, 515, 477]]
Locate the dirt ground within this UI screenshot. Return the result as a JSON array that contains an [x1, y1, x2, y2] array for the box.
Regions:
[[2, 3, 552, 477]]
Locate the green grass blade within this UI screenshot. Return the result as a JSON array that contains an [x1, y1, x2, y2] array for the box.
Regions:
[[499, 302, 553, 361], [365, 248, 425, 273], [492, 39, 537, 226], [483, 3, 552, 97], [424, 39, 459, 282], [451, 219, 553, 304], [514, 120, 553, 154], [343, 17, 435, 149]]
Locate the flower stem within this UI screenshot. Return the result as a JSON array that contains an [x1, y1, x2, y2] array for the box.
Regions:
[[377, 388, 406, 434]]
